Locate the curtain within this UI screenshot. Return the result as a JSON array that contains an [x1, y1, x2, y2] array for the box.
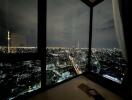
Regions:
[[112, 0, 127, 58]]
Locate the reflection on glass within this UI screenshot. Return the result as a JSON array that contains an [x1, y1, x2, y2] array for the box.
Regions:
[[91, 48, 128, 84], [46, 0, 90, 86], [90, 0, 128, 84], [0, 0, 37, 53], [0, 60, 41, 100]]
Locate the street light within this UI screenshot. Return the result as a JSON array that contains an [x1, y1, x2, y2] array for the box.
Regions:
[[81, 0, 104, 71]]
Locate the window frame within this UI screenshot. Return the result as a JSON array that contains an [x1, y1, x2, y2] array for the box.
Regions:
[[44, 0, 129, 99], [2, 0, 129, 99]]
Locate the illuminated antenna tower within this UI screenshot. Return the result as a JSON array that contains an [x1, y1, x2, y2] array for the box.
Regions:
[[7, 31, 10, 53], [77, 40, 79, 49]]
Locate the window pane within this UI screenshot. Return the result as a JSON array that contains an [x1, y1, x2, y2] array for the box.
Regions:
[[91, 0, 128, 84], [0, 60, 41, 100], [46, 0, 90, 86], [0, 0, 37, 53]]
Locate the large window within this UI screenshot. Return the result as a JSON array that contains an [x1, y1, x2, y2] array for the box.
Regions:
[[0, 0, 40, 100], [46, 0, 90, 86], [0, 0, 129, 99], [46, 0, 128, 86], [90, 0, 128, 84]]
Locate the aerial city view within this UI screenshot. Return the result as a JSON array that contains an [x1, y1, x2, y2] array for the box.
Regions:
[[46, 47, 128, 85], [0, 0, 129, 99], [46, 0, 128, 86], [0, 46, 37, 53], [0, 60, 41, 100], [46, 47, 88, 85], [0, 0, 39, 100]]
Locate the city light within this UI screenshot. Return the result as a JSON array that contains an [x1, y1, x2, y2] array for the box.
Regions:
[[0, 60, 41, 100], [46, 47, 128, 85]]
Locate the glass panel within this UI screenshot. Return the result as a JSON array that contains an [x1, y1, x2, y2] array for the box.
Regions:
[[0, 0, 37, 53], [91, 0, 128, 84], [46, 0, 90, 86], [0, 60, 41, 100]]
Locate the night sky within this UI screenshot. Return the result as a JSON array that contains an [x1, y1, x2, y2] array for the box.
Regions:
[[0, 0, 37, 46], [47, 0, 119, 48], [0, 0, 119, 48]]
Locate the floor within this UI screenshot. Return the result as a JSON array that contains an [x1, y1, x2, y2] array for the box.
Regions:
[[28, 76, 123, 100]]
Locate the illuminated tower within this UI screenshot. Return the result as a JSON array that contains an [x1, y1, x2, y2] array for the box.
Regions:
[[77, 40, 79, 49], [7, 31, 10, 53]]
